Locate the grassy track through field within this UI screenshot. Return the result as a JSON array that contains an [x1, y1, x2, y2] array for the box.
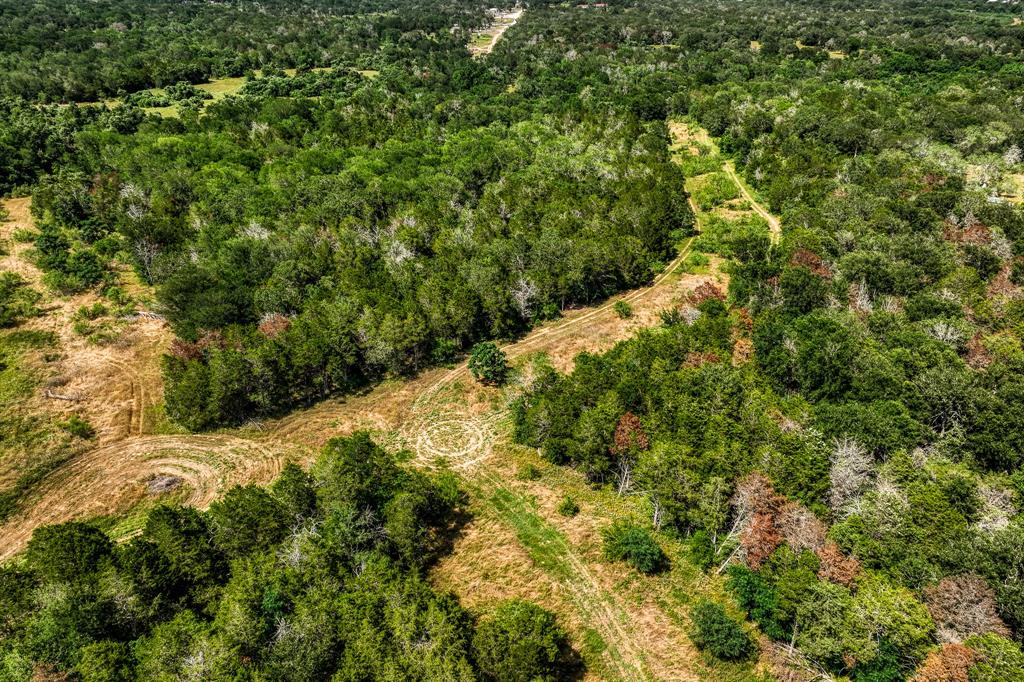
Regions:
[[722, 160, 780, 243]]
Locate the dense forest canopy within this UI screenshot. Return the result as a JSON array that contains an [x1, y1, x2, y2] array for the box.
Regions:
[[3, 0, 1024, 678], [0, 0, 490, 102]]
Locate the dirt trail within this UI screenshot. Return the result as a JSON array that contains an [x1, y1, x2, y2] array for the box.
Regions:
[[723, 160, 781, 243], [470, 8, 523, 57]]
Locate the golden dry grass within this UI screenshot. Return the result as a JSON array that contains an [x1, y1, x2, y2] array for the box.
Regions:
[[0, 199, 172, 445]]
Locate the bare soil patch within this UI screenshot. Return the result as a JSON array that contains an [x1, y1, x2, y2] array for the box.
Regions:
[[468, 8, 523, 57]]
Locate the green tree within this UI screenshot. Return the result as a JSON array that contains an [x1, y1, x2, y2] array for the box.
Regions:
[[207, 485, 290, 559], [468, 341, 509, 385], [26, 521, 113, 584], [601, 520, 666, 574], [689, 601, 753, 661], [472, 599, 569, 682]]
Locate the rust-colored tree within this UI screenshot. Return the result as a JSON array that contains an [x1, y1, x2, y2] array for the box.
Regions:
[[910, 643, 975, 682], [741, 512, 782, 570], [689, 281, 725, 305], [790, 248, 831, 278], [168, 338, 202, 361], [611, 412, 649, 455], [683, 351, 721, 368], [611, 412, 649, 496], [258, 312, 291, 339], [722, 473, 787, 572], [816, 542, 861, 587]]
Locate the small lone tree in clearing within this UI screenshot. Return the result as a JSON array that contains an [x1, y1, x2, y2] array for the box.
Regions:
[[613, 300, 633, 318], [690, 600, 753, 660], [602, 520, 666, 574], [469, 341, 509, 385]]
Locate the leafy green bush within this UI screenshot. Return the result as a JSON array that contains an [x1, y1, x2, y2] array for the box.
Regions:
[[0, 273, 40, 327], [688, 530, 716, 571], [74, 302, 108, 321], [601, 520, 666, 574], [11, 228, 36, 243], [691, 172, 739, 210], [60, 415, 95, 440], [613, 300, 633, 319], [473, 599, 570, 682], [469, 341, 509, 386], [517, 463, 541, 481], [677, 152, 721, 176], [557, 496, 580, 517], [683, 252, 710, 272], [689, 601, 753, 661]]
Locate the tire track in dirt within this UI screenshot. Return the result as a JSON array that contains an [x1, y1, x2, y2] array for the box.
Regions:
[[723, 161, 780, 243], [474, 465, 656, 682], [0, 434, 283, 562]]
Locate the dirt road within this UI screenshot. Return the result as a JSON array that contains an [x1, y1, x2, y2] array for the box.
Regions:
[[723, 160, 781, 243]]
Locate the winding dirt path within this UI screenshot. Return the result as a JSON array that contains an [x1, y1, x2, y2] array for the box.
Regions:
[[723, 160, 781, 243]]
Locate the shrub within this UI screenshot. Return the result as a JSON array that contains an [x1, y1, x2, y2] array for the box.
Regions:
[[689, 530, 716, 571], [431, 337, 459, 364], [11, 228, 36, 243], [0, 272, 40, 327], [473, 599, 569, 682], [689, 600, 753, 660], [684, 252, 710, 272], [691, 172, 739, 210], [613, 300, 633, 319], [516, 463, 541, 481], [602, 520, 666, 574], [468, 341, 509, 385], [74, 302, 108, 321], [61, 415, 96, 439], [557, 496, 580, 517]]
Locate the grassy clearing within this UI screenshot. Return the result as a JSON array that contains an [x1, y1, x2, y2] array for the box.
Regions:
[[442, 421, 766, 681], [668, 119, 720, 157], [194, 76, 247, 100], [689, 172, 740, 211], [0, 329, 84, 524]]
